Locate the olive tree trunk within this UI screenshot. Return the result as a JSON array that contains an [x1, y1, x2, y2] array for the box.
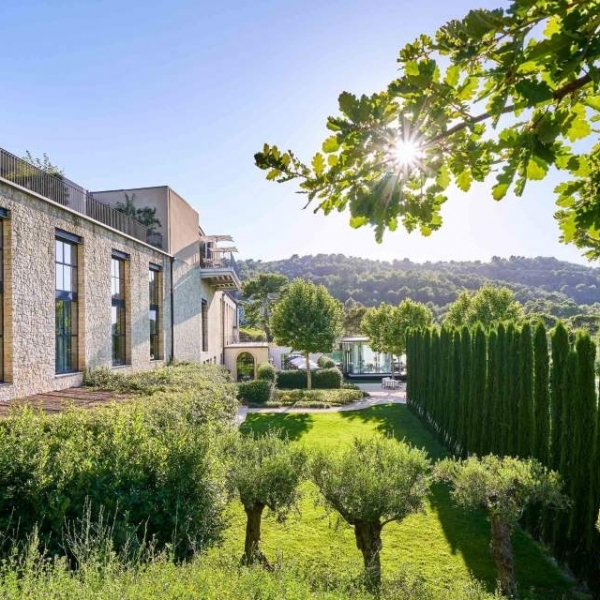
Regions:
[[306, 351, 312, 390], [490, 515, 517, 599], [243, 502, 272, 570], [354, 521, 383, 590]]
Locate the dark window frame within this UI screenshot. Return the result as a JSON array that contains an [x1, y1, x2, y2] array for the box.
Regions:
[[55, 235, 79, 374], [201, 299, 208, 352], [111, 256, 128, 366], [149, 268, 161, 360]]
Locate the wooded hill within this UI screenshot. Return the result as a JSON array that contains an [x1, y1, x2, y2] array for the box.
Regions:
[[238, 254, 600, 330]]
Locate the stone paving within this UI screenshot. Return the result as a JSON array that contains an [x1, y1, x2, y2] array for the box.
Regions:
[[236, 382, 406, 424]]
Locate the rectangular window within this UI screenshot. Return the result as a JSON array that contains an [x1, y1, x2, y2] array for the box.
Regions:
[[111, 256, 127, 365], [0, 222, 4, 381], [55, 236, 79, 374], [149, 267, 161, 360], [201, 299, 208, 352]]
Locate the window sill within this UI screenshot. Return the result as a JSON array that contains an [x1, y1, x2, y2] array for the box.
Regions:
[[55, 371, 83, 379]]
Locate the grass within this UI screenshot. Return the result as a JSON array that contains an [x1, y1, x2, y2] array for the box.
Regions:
[[230, 404, 576, 599]]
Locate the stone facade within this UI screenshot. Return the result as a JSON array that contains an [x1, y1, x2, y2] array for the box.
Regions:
[[0, 180, 172, 401]]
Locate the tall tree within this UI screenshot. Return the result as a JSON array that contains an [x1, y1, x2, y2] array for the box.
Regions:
[[271, 279, 343, 389], [256, 1, 600, 259], [444, 285, 524, 330], [517, 322, 534, 458], [241, 273, 289, 342], [362, 299, 433, 378], [533, 322, 550, 466], [311, 436, 431, 590], [438, 455, 565, 599]]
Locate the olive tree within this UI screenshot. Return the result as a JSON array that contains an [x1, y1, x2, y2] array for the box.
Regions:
[[271, 279, 343, 389], [228, 431, 306, 568], [310, 436, 431, 589], [437, 455, 565, 599]]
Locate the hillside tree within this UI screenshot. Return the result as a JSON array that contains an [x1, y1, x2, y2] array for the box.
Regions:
[[242, 273, 289, 342]]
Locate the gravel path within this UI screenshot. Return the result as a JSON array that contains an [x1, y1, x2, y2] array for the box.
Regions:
[[236, 384, 406, 425]]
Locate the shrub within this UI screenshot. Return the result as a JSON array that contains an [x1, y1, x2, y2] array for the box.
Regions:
[[239, 327, 267, 342], [256, 362, 276, 382], [270, 388, 363, 407], [317, 356, 336, 369], [0, 402, 231, 560], [238, 380, 274, 405], [276, 368, 343, 390], [313, 368, 342, 389]]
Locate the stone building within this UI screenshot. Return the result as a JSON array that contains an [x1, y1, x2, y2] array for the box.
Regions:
[[0, 147, 240, 401]]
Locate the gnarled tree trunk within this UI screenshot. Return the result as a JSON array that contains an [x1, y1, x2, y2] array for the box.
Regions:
[[306, 351, 312, 390], [490, 515, 517, 599], [354, 521, 383, 590], [243, 502, 272, 570]]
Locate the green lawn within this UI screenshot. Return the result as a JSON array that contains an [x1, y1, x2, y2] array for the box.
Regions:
[[221, 404, 575, 599]]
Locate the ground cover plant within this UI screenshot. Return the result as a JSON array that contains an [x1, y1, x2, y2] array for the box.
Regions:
[[263, 388, 364, 408], [233, 405, 574, 599]]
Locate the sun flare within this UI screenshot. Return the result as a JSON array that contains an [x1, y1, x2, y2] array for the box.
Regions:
[[390, 139, 422, 167]]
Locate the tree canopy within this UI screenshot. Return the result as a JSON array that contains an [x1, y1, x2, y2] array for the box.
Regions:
[[255, 0, 600, 259], [361, 299, 433, 362], [271, 279, 343, 388], [444, 285, 524, 328], [241, 273, 289, 342]]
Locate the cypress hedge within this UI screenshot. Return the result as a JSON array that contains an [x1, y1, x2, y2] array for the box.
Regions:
[[406, 322, 599, 590]]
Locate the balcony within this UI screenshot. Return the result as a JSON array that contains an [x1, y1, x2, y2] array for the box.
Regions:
[[0, 147, 160, 247], [198, 237, 241, 290]]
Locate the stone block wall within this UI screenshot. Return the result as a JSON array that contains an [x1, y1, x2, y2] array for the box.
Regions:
[[0, 180, 172, 401]]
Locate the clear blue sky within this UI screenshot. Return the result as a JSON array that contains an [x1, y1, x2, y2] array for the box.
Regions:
[[0, 0, 590, 265]]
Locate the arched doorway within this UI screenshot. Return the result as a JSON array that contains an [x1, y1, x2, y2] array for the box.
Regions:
[[236, 352, 255, 381]]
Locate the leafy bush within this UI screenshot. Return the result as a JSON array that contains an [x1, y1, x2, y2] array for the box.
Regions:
[[268, 388, 363, 408], [238, 380, 274, 405], [317, 356, 336, 368], [256, 363, 276, 382], [0, 364, 239, 560], [84, 364, 238, 424], [314, 367, 343, 389], [276, 368, 343, 390], [239, 327, 267, 342]]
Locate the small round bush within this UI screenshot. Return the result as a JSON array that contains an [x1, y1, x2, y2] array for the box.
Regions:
[[317, 356, 336, 369], [257, 362, 277, 382]]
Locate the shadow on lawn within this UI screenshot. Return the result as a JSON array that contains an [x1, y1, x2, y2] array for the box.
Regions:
[[240, 412, 314, 441]]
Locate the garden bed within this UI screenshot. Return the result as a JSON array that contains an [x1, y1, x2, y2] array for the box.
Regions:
[[248, 388, 366, 408]]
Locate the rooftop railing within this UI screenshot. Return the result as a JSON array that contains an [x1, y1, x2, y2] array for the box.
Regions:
[[0, 147, 154, 246]]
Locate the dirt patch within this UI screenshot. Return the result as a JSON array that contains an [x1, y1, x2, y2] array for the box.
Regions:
[[0, 387, 132, 416]]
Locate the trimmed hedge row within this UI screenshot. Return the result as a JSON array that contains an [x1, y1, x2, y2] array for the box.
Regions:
[[276, 368, 343, 390], [237, 379, 274, 404], [406, 322, 600, 591]]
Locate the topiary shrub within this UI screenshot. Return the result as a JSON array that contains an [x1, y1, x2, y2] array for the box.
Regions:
[[276, 370, 308, 389], [256, 363, 276, 382], [317, 356, 336, 369], [238, 380, 274, 405], [276, 368, 343, 390], [313, 368, 343, 389]]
